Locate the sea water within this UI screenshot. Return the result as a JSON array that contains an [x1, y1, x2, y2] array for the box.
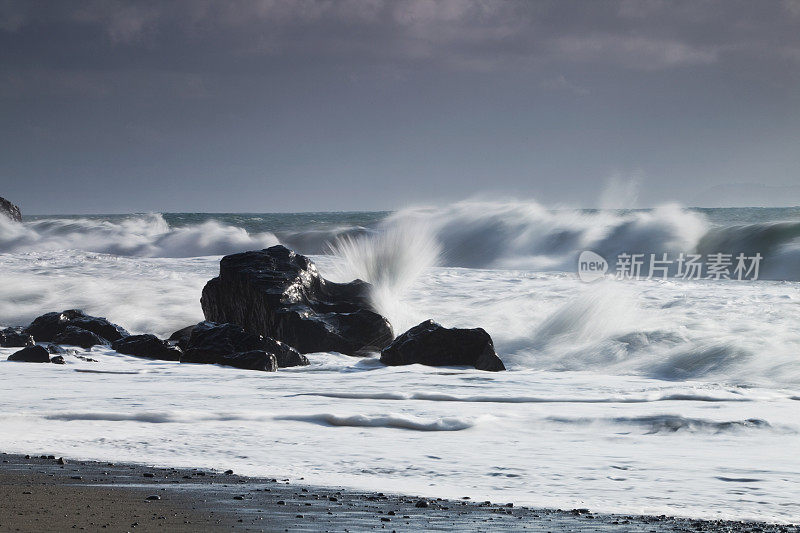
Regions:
[[1, 200, 799, 522]]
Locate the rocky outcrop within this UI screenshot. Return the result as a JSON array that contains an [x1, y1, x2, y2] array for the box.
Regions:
[[200, 245, 393, 356], [24, 310, 129, 343], [0, 196, 21, 222], [0, 327, 35, 348], [111, 334, 182, 361], [52, 325, 109, 349], [180, 321, 308, 369], [380, 320, 506, 372], [8, 345, 51, 363]]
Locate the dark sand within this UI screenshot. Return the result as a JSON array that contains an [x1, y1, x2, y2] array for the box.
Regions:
[[0, 453, 796, 532]]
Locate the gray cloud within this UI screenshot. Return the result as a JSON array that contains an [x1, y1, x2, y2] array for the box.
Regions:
[[0, 0, 797, 213], [3, 0, 798, 75]]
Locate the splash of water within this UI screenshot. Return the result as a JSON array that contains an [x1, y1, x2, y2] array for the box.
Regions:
[[326, 220, 440, 332]]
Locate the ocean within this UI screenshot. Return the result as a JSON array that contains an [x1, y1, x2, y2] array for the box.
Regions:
[[1, 200, 799, 522]]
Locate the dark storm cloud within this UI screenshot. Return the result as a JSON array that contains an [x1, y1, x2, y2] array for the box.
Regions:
[[1, 0, 799, 212], [3, 1, 799, 89]]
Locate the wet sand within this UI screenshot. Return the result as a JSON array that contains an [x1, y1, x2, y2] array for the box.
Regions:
[[0, 453, 796, 532]]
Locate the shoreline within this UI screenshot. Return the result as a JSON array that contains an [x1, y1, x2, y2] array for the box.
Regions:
[[1, 453, 796, 532]]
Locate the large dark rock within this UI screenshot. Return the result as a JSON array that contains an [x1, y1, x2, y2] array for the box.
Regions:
[[111, 334, 182, 361], [380, 320, 506, 372], [200, 245, 393, 356], [24, 310, 129, 343], [8, 345, 50, 363], [181, 321, 308, 368], [0, 196, 21, 222], [0, 327, 35, 348], [52, 325, 109, 349]]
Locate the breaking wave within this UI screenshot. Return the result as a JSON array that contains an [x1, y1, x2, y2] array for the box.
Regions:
[[371, 200, 800, 280], [3, 201, 800, 279], [0, 214, 279, 257]]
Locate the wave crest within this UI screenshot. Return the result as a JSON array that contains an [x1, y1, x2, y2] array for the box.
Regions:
[[0, 214, 279, 257]]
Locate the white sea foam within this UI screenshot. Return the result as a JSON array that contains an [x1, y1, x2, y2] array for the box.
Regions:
[[546, 415, 781, 434], [275, 413, 476, 431], [297, 391, 753, 403], [0, 214, 279, 257], [2, 203, 800, 522]]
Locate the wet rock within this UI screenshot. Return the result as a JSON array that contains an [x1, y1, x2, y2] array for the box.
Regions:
[[415, 499, 430, 508], [7, 345, 51, 363], [0, 196, 21, 222], [181, 321, 307, 368], [24, 309, 128, 343], [45, 344, 81, 356], [200, 245, 393, 355], [46, 344, 65, 354], [50, 355, 66, 364], [216, 350, 278, 372], [52, 325, 109, 349], [167, 325, 195, 350], [111, 334, 182, 361], [0, 327, 35, 348], [380, 320, 506, 371]]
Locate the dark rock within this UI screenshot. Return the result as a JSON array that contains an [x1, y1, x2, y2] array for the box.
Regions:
[[0, 196, 22, 222], [380, 320, 506, 372], [200, 245, 393, 356], [57, 457, 66, 465], [167, 325, 196, 350], [24, 309, 128, 343], [52, 325, 109, 349], [111, 334, 182, 361], [224, 469, 234, 475], [181, 321, 307, 368], [216, 350, 278, 372], [0, 327, 35, 348], [415, 499, 430, 508], [50, 355, 66, 364], [146, 495, 160, 500], [8, 345, 51, 363]]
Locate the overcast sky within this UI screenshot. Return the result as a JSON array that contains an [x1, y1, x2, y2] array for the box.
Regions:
[[1, 0, 799, 214]]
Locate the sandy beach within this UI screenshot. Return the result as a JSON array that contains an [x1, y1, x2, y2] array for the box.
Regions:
[[1, 453, 796, 532]]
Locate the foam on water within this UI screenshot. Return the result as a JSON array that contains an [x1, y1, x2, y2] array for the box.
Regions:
[[2, 201, 800, 522]]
